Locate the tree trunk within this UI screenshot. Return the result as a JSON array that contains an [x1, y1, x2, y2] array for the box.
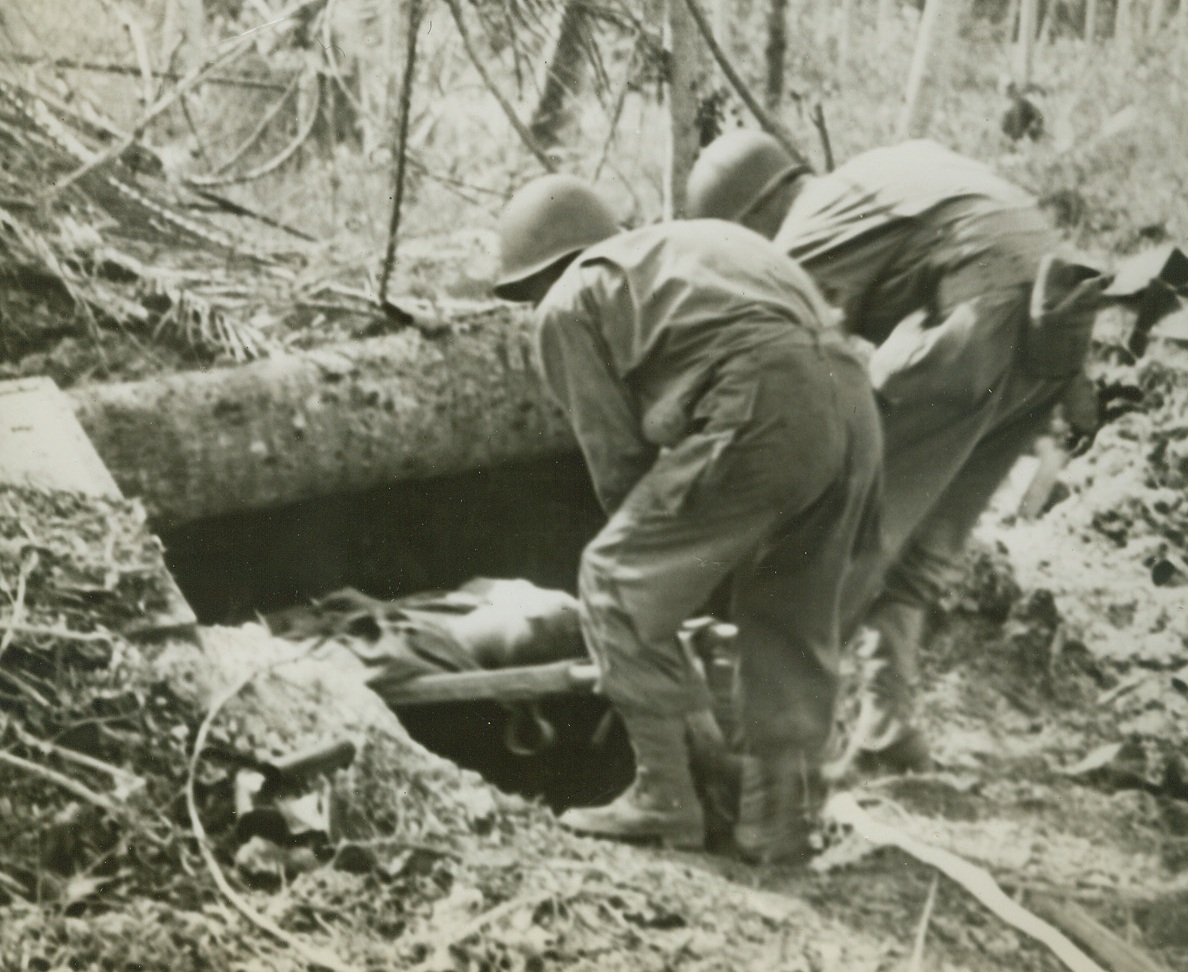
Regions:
[[708, 0, 730, 40], [1005, 0, 1022, 39], [897, 0, 961, 139], [70, 311, 575, 529], [1017, 0, 1039, 84], [814, 0, 832, 49], [529, 0, 591, 150], [839, 0, 856, 63], [1038, 0, 1057, 42], [1085, 0, 1099, 40], [765, 0, 789, 110], [1148, 0, 1169, 34], [878, 0, 897, 40], [1115, 0, 1134, 43], [663, 0, 714, 218], [359, 0, 398, 156]]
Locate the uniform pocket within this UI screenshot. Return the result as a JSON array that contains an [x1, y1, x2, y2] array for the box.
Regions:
[[642, 430, 737, 518]]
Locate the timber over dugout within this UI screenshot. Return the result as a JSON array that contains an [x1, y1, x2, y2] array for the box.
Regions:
[[68, 309, 578, 529], [0, 376, 197, 633]]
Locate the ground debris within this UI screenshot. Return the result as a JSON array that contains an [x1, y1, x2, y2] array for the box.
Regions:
[[0, 483, 173, 638], [0, 482, 204, 916], [7, 348, 1188, 970]]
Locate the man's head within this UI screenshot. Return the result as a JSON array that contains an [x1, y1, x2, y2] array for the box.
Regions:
[[686, 130, 810, 240], [493, 174, 618, 305]]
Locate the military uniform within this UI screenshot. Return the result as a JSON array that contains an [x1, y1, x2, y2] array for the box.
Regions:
[[775, 140, 1091, 754], [535, 219, 882, 760]]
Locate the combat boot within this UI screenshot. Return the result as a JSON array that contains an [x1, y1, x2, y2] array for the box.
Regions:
[[558, 708, 705, 849], [825, 599, 933, 786], [686, 709, 742, 847], [734, 748, 826, 865]]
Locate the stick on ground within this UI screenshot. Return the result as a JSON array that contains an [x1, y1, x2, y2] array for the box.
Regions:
[[0, 550, 32, 661], [0, 750, 120, 813], [908, 873, 940, 972], [827, 794, 1107, 972], [1030, 893, 1173, 972]]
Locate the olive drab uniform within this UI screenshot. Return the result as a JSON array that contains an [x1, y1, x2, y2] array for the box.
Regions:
[[534, 220, 882, 761], [775, 140, 1101, 754]]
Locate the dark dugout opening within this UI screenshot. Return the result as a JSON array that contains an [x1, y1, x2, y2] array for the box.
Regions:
[[161, 452, 635, 812]]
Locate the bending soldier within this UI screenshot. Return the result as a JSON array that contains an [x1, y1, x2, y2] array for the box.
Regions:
[[493, 174, 883, 861], [687, 132, 1103, 782]]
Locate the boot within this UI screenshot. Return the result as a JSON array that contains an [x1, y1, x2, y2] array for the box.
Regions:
[[686, 709, 742, 847], [559, 708, 705, 849], [734, 748, 827, 865], [825, 599, 933, 786]]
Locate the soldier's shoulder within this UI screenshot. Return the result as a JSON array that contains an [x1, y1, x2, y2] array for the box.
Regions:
[[536, 258, 589, 321]]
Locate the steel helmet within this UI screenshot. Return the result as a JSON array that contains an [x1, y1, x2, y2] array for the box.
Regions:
[[686, 130, 801, 222], [493, 174, 618, 302]]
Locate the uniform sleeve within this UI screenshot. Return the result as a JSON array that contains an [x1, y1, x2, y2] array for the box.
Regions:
[[535, 264, 656, 515]]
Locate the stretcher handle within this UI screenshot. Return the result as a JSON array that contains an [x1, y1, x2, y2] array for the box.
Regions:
[[378, 660, 600, 707]]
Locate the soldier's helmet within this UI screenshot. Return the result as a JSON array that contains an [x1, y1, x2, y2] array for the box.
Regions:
[[493, 175, 618, 302], [686, 130, 801, 222]]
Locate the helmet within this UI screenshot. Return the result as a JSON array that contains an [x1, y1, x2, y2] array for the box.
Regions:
[[686, 130, 799, 222], [493, 175, 618, 301]]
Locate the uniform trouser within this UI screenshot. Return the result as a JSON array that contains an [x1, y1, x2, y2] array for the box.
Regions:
[[579, 337, 882, 760], [839, 285, 1072, 720]]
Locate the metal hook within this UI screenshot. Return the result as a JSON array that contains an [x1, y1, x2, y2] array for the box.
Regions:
[[503, 702, 556, 757]]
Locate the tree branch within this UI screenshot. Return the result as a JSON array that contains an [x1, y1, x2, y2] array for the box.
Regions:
[[445, 0, 557, 173], [679, 0, 808, 166], [0, 53, 290, 91], [187, 74, 321, 189], [828, 794, 1108, 972], [41, 0, 329, 202], [379, 0, 424, 304], [197, 72, 302, 179], [809, 101, 834, 171]]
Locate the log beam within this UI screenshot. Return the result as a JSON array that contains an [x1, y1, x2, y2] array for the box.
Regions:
[[70, 309, 576, 529]]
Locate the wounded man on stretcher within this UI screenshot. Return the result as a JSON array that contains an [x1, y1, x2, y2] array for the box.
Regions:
[[269, 578, 741, 829]]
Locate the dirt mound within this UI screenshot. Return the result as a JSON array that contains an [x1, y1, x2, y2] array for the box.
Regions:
[[0, 484, 882, 971], [998, 340, 1188, 755], [4, 348, 1188, 971]]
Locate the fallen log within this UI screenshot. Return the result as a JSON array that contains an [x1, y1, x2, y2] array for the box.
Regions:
[[70, 308, 577, 529]]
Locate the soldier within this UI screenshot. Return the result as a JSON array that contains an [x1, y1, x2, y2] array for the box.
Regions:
[[687, 132, 1103, 782], [492, 174, 883, 861]]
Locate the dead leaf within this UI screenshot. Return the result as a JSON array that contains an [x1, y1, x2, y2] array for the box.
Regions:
[[1059, 740, 1151, 792]]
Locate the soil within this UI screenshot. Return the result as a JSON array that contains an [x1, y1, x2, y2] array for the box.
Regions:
[[3, 82, 1187, 972], [3, 9, 1188, 969], [2, 338, 1187, 972]]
